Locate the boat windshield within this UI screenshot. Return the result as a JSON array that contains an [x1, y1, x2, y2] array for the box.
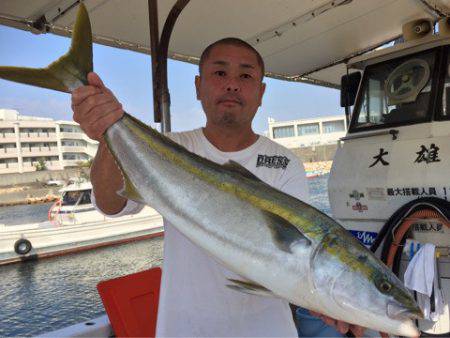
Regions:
[[61, 189, 92, 206], [350, 48, 437, 132]]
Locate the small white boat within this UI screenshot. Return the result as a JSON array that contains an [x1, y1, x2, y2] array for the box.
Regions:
[[0, 181, 163, 266]]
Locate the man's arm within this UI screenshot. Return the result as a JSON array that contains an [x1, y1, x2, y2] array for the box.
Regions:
[[90, 141, 127, 214], [71, 72, 127, 215]]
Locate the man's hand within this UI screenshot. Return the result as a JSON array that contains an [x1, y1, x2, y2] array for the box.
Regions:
[[309, 311, 366, 337], [71, 72, 127, 215], [71, 72, 124, 141]]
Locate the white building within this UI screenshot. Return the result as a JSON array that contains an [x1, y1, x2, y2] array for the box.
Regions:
[[0, 109, 98, 174], [267, 115, 347, 149]]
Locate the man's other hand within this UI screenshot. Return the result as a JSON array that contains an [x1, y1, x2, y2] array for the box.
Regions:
[[71, 72, 124, 141], [309, 311, 366, 337]]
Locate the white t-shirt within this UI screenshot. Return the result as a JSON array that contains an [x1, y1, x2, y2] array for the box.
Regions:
[[94, 128, 310, 337]]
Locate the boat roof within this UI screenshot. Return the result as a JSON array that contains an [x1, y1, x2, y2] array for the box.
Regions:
[[349, 34, 450, 70], [59, 181, 92, 193], [0, 0, 447, 88]]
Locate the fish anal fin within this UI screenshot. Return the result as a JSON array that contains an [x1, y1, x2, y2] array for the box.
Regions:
[[226, 279, 275, 297], [222, 161, 262, 182], [265, 212, 311, 253]]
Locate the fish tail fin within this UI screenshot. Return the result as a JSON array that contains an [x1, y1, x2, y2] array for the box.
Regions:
[[0, 2, 92, 93]]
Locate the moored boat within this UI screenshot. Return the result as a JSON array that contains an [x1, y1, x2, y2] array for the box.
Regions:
[[0, 180, 163, 265]]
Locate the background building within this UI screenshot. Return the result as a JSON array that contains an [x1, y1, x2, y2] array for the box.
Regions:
[[0, 109, 98, 174], [268, 115, 347, 162]]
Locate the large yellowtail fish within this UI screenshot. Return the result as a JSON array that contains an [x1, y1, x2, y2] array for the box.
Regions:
[[0, 4, 422, 336]]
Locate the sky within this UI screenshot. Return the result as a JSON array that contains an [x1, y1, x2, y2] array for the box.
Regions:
[[0, 25, 344, 134]]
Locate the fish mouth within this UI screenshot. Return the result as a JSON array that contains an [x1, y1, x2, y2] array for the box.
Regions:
[[387, 301, 424, 320]]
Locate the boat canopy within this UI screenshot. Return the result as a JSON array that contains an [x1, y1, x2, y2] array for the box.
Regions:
[[0, 0, 448, 89]]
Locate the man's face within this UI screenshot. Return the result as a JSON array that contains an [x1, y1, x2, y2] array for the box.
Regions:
[[195, 44, 266, 129]]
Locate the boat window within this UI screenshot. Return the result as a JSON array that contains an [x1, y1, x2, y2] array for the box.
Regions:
[[62, 191, 82, 206], [437, 48, 450, 120], [79, 190, 92, 205], [350, 49, 436, 132]]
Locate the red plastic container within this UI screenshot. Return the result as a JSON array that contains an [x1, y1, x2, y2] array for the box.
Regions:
[[97, 267, 162, 337]]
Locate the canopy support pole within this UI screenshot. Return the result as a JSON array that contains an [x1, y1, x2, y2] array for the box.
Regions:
[[148, 0, 190, 133], [148, 0, 160, 126]]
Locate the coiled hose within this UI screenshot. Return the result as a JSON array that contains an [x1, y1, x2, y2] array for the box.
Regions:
[[370, 197, 450, 337]]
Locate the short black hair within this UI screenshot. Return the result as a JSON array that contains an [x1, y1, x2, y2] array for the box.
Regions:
[[199, 37, 265, 80]]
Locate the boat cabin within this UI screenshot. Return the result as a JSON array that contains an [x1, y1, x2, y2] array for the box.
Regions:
[[61, 185, 92, 207], [329, 21, 450, 247]]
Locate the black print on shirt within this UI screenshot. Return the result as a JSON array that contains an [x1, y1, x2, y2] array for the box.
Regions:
[[256, 154, 290, 169]]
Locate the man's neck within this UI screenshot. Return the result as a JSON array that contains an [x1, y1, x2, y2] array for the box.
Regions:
[[202, 125, 259, 152]]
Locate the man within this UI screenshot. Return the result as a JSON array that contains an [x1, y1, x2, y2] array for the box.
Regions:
[[72, 38, 363, 337]]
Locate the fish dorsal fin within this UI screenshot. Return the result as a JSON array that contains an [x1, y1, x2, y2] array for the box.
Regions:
[[264, 211, 311, 253], [222, 161, 262, 182], [0, 3, 92, 92], [226, 279, 275, 297]]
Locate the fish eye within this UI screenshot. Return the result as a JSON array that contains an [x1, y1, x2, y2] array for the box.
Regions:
[[378, 280, 392, 293]]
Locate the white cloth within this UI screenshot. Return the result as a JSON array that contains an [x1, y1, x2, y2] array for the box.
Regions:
[[404, 243, 444, 321], [404, 243, 436, 297], [93, 128, 310, 337]]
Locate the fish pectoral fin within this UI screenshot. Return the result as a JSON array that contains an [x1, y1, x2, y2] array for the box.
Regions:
[[117, 170, 146, 204], [0, 3, 92, 93], [265, 212, 311, 253], [226, 279, 275, 297], [222, 161, 262, 182]]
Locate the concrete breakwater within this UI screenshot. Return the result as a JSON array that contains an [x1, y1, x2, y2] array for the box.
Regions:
[[0, 184, 59, 206], [304, 161, 332, 177], [0, 168, 89, 206], [0, 168, 89, 186]]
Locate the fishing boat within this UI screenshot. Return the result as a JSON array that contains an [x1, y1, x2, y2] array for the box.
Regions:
[[328, 17, 450, 335], [1, 0, 450, 337], [0, 180, 163, 266]]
